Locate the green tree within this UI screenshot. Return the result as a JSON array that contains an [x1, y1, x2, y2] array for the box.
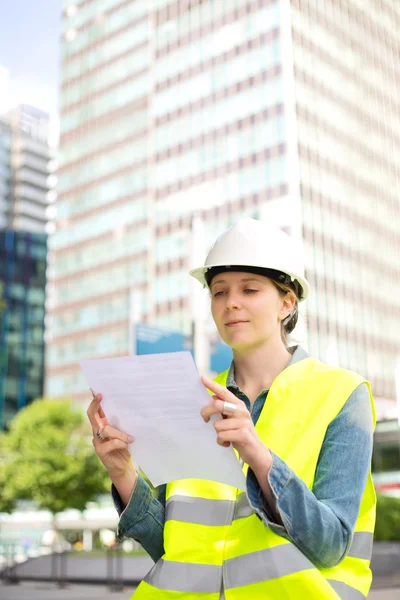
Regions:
[[0, 398, 109, 515], [374, 493, 400, 541], [0, 432, 14, 513], [0, 286, 6, 316]]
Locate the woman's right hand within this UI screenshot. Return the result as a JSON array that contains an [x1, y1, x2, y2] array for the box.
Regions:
[[87, 392, 135, 480]]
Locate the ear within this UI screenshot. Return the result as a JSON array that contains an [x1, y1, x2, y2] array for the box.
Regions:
[[279, 292, 296, 321]]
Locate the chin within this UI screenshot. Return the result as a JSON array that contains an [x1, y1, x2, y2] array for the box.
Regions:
[[228, 337, 261, 352]]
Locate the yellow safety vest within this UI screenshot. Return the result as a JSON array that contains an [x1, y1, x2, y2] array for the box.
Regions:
[[133, 357, 376, 599]]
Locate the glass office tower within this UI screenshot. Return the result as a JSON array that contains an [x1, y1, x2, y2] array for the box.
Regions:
[[0, 105, 54, 427], [290, 0, 399, 400], [0, 231, 47, 428], [0, 105, 55, 233], [48, 0, 399, 405]]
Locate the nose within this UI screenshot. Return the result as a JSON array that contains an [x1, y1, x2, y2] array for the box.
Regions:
[[225, 291, 241, 310]]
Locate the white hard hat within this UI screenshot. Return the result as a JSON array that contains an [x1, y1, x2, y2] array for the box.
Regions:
[[189, 218, 310, 301]]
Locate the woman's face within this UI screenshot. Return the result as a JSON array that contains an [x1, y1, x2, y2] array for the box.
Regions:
[[210, 271, 291, 351]]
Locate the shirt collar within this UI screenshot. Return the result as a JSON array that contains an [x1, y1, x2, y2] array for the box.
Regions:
[[226, 345, 309, 391]]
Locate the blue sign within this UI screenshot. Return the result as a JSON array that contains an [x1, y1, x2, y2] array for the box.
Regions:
[[135, 323, 193, 356], [134, 323, 232, 374], [210, 340, 232, 374]]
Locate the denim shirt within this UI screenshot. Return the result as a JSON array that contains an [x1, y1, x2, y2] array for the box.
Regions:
[[112, 346, 374, 569]]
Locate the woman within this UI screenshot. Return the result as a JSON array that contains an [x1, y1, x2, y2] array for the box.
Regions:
[[87, 218, 376, 599]]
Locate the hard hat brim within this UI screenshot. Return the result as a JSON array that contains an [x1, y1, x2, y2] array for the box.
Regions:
[[189, 264, 310, 301]]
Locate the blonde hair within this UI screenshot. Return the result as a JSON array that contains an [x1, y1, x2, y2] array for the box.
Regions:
[[271, 280, 299, 347]]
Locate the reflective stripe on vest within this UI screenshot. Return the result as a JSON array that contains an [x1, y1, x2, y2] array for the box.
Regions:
[[328, 580, 367, 599], [165, 493, 373, 562], [144, 560, 222, 593], [144, 544, 370, 596], [347, 532, 374, 561], [165, 492, 254, 525], [144, 544, 315, 592]]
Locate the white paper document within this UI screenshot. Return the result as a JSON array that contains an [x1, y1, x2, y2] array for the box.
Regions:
[[80, 351, 245, 489]]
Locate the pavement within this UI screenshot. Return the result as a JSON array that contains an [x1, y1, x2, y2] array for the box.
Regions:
[[0, 581, 136, 600], [370, 591, 400, 600], [2, 553, 154, 585], [2, 544, 399, 599], [0, 581, 399, 600]]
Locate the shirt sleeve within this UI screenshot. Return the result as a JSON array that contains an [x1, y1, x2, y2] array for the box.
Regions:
[[246, 383, 374, 569], [111, 475, 166, 563]]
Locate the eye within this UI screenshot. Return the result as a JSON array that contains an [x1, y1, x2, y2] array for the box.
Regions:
[[244, 289, 258, 294], [213, 290, 225, 297]]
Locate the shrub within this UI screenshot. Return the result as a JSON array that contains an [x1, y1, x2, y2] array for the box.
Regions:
[[374, 493, 400, 541]]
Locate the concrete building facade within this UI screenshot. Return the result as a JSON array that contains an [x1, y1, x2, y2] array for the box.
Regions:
[[47, 0, 400, 404], [0, 230, 47, 428], [0, 105, 55, 233]]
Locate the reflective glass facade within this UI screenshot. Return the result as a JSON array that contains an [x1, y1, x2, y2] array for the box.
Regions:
[[48, 0, 286, 400], [0, 231, 47, 429], [0, 120, 11, 230], [0, 106, 55, 234], [291, 0, 400, 400], [48, 0, 399, 403]]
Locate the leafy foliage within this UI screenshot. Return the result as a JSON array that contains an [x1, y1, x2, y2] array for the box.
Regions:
[[0, 287, 6, 316], [0, 398, 109, 515], [374, 493, 400, 541]]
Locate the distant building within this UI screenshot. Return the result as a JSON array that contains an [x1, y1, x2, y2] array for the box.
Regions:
[[0, 118, 11, 229], [373, 418, 400, 498], [48, 1, 400, 405], [0, 230, 47, 429], [0, 104, 56, 233], [0, 104, 55, 428]]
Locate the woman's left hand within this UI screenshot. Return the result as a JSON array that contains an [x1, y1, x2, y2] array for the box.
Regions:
[[200, 376, 272, 473]]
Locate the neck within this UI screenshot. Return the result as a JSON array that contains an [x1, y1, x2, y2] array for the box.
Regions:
[[232, 339, 292, 400]]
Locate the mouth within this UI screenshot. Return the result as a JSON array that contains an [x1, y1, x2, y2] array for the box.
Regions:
[[225, 321, 249, 327]]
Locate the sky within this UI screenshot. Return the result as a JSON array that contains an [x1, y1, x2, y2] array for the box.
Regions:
[[0, 0, 62, 118]]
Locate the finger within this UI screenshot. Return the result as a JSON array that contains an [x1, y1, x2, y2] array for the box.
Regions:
[[200, 396, 219, 422], [87, 393, 103, 433], [201, 398, 248, 422], [200, 401, 217, 422], [217, 432, 233, 447], [214, 418, 246, 432], [201, 400, 227, 421], [201, 376, 242, 405], [217, 430, 245, 446], [217, 439, 231, 448], [100, 425, 134, 444], [93, 438, 130, 454]]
